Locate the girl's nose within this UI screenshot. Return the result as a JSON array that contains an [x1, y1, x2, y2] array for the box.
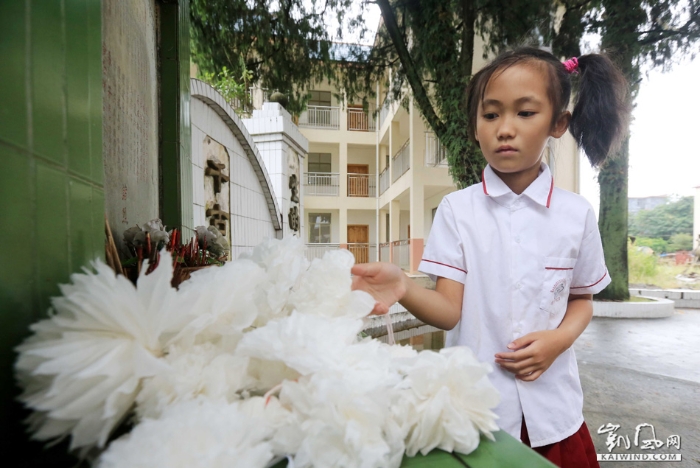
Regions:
[[497, 116, 515, 140]]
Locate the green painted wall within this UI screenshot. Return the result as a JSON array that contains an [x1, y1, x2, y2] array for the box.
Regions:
[[0, 0, 104, 458]]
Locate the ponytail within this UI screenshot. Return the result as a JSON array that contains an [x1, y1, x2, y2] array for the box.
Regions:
[[569, 54, 629, 166], [465, 47, 630, 167]]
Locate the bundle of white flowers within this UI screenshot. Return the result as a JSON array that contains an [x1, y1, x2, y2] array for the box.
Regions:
[[15, 237, 499, 467]]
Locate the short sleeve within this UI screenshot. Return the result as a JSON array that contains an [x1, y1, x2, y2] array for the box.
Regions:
[[570, 209, 611, 294], [419, 198, 467, 284]]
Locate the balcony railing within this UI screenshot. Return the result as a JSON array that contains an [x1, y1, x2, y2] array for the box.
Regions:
[[304, 172, 339, 196], [298, 105, 340, 129], [391, 240, 410, 271], [379, 167, 390, 195], [347, 173, 377, 197], [305, 243, 340, 262], [379, 242, 390, 262], [391, 140, 411, 183], [348, 243, 377, 264], [347, 108, 376, 132], [425, 132, 448, 166]]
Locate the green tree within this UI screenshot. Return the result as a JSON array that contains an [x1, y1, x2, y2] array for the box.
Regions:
[[633, 236, 669, 253], [668, 232, 694, 251], [586, 0, 700, 300], [629, 196, 693, 239]]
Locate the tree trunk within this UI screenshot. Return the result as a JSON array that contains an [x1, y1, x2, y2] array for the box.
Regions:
[[595, 136, 630, 300]]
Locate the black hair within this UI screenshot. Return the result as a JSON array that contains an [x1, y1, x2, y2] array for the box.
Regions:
[[465, 47, 629, 166]]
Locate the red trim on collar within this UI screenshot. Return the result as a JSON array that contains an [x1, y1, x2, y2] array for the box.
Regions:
[[482, 169, 488, 195], [546, 177, 554, 208]]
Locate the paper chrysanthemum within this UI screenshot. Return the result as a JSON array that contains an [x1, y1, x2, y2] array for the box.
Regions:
[[16, 237, 501, 466], [15, 252, 195, 450]]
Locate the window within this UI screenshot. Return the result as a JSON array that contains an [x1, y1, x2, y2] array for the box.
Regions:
[[308, 153, 332, 173], [308, 90, 332, 107], [308, 213, 331, 243]]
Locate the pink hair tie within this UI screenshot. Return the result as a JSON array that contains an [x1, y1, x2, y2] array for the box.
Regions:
[[563, 57, 579, 74]]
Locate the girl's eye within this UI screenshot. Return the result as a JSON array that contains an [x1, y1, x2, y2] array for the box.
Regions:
[[519, 111, 536, 117], [482, 113, 498, 120]]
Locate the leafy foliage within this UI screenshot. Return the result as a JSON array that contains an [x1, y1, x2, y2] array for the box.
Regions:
[[200, 60, 254, 115], [628, 242, 659, 280], [633, 236, 669, 253], [668, 232, 694, 251], [628, 196, 693, 240]]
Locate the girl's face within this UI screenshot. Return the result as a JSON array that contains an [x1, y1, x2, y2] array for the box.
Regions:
[[475, 63, 569, 183]]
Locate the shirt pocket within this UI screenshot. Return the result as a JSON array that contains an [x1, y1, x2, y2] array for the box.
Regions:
[[540, 257, 577, 320]]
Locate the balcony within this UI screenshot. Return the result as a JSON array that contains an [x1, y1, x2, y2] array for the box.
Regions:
[[347, 108, 376, 132], [298, 105, 340, 129], [305, 172, 339, 196], [425, 132, 448, 166], [347, 173, 377, 197], [305, 243, 340, 262], [348, 243, 377, 264], [379, 242, 390, 262], [391, 140, 411, 183], [379, 168, 390, 195], [306, 243, 376, 264]]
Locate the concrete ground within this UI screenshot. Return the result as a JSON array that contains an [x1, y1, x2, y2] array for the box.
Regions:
[[577, 308, 700, 467]]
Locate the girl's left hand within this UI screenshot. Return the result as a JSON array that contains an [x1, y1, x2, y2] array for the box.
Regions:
[[494, 330, 568, 382]]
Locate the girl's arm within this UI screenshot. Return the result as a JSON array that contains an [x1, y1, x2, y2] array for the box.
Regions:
[[494, 293, 593, 381], [351, 262, 463, 330]]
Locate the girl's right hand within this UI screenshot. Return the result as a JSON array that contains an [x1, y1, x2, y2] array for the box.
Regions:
[[351, 262, 408, 315]]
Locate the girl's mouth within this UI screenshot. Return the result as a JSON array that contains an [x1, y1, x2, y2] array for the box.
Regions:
[[496, 145, 517, 153]]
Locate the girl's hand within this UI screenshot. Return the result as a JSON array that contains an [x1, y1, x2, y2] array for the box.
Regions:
[[351, 262, 408, 315], [494, 330, 568, 381]]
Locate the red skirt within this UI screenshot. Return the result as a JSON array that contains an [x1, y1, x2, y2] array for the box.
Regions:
[[521, 417, 599, 468]]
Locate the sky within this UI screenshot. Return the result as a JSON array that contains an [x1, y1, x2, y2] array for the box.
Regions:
[[335, 5, 700, 208]]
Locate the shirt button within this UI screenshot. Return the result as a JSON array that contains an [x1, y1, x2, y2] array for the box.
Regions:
[[515, 283, 521, 290], [514, 236, 521, 243]]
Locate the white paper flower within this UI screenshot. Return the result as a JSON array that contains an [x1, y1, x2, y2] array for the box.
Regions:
[[239, 236, 310, 326], [15, 253, 197, 450], [280, 371, 404, 468], [97, 399, 274, 468], [237, 311, 364, 377], [288, 249, 375, 319], [136, 342, 253, 420], [174, 258, 266, 346], [390, 347, 500, 457]]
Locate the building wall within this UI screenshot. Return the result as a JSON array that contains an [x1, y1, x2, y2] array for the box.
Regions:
[[0, 0, 104, 458], [102, 0, 160, 246], [191, 99, 279, 260]]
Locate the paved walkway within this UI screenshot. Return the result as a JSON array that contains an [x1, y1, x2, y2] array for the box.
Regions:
[[577, 308, 700, 467]]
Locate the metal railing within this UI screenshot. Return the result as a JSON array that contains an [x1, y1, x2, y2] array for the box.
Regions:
[[391, 140, 411, 183], [425, 132, 448, 166], [379, 167, 390, 195], [305, 243, 340, 262], [304, 172, 339, 196], [391, 239, 410, 271], [347, 108, 376, 132], [348, 243, 377, 264], [379, 242, 390, 262], [379, 97, 390, 129], [347, 173, 376, 197], [298, 105, 340, 129]]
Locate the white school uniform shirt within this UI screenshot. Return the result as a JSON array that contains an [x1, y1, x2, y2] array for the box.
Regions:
[[419, 162, 610, 448]]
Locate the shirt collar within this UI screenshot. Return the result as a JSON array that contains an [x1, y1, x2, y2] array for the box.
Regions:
[[481, 162, 555, 208]]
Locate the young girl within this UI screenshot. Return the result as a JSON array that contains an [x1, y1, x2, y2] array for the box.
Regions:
[[351, 47, 628, 468]]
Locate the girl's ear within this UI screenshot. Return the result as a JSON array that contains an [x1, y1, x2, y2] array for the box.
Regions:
[[550, 111, 571, 138]]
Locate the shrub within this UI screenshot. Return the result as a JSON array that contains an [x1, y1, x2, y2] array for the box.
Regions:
[[634, 237, 668, 254], [667, 233, 693, 252], [628, 244, 658, 282]]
